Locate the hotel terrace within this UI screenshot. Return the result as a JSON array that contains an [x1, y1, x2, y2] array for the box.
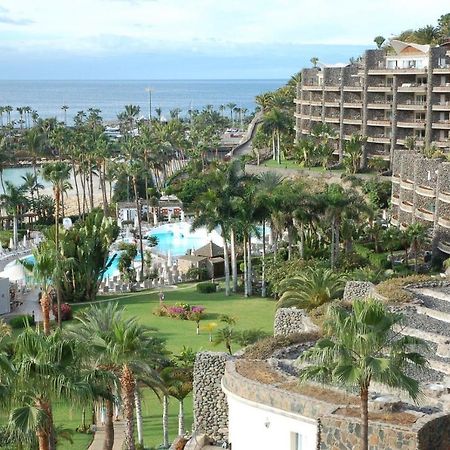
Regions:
[[294, 40, 450, 167]]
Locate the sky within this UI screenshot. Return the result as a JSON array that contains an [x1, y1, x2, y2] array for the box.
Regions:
[[0, 0, 448, 79]]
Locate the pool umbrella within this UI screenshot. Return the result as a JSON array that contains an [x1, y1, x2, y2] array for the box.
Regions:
[[167, 250, 172, 266], [8, 238, 14, 250], [23, 235, 27, 248], [4, 260, 27, 282]]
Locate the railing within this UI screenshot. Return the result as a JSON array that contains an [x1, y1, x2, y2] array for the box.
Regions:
[[438, 191, 450, 204], [415, 208, 434, 222]]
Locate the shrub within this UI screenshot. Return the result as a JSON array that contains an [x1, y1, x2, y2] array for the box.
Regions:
[[9, 314, 35, 329], [186, 266, 208, 281], [153, 304, 168, 317], [375, 274, 433, 303], [196, 282, 217, 294], [52, 303, 73, 321], [242, 331, 321, 360]]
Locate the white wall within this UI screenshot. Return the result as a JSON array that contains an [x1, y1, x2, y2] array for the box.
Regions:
[[0, 277, 10, 315], [225, 390, 317, 450]]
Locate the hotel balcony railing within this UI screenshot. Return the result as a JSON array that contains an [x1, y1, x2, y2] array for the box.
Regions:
[[366, 135, 391, 144], [324, 86, 340, 91], [343, 118, 362, 125], [433, 84, 450, 92], [397, 101, 427, 110], [367, 102, 392, 109], [400, 201, 414, 213], [432, 101, 450, 110], [324, 101, 340, 107], [437, 240, 450, 254], [343, 85, 363, 92], [438, 191, 450, 204], [415, 184, 435, 198], [415, 208, 434, 222], [392, 174, 401, 183], [343, 102, 363, 108], [391, 195, 400, 205], [368, 66, 427, 75], [367, 118, 391, 126], [397, 120, 426, 128], [438, 216, 450, 229], [400, 179, 414, 190], [432, 120, 450, 129], [368, 85, 393, 92], [398, 83, 427, 92], [391, 216, 400, 226], [433, 65, 450, 74], [432, 140, 450, 148], [303, 85, 323, 91]]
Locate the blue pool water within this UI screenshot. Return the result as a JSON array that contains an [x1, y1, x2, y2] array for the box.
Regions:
[[150, 230, 207, 256]]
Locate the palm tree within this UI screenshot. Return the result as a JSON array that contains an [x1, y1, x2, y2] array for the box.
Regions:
[[61, 105, 69, 125], [343, 134, 366, 173], [310, 56, 319, 68], [226, 103, 237, 125], [373, 35, 386, 48], [300, 299, 428, 450], [42, 162, 71, 328], [261, 107, 291, 164], [23, 129, 43, 197], [21, 172, 44, 212], [406, 223, 429, 272], [277, 267, 344, 310], [0, 182, 27, 248]]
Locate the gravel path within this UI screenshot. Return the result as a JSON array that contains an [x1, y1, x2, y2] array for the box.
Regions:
[[402, 310, 450, 338], [411, 291, 450, 314]]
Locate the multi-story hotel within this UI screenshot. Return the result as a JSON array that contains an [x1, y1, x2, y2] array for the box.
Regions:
[[294, 40, 450, 167], [391, 150, 450, 257]]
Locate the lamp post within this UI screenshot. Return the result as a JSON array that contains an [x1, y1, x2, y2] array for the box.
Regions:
[[145, 87, 152, 127]]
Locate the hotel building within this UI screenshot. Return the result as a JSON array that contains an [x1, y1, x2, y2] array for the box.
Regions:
[[294, 40, 450, 167]]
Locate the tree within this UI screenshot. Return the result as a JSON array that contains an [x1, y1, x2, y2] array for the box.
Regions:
[[42, 162, 71, 328], [406, 223, 428, 272], [0, 182, 27, 249], [300, 299, 428, 450], [277, 267, 344, 311], [261, 107, 292, 164], [373, 35, 386, 48], [310, 57, 319, 68], [343, 134, 366, 174]]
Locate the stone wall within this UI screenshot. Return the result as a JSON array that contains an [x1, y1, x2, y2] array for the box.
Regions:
[[193, 352, 232, 442], [273, 307, 319, 336], [343, 281, 375, 301], [417, 412, 450, 450]]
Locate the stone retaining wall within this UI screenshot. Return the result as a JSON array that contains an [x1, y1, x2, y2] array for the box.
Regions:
[[193, 352, 232, 442], [274, 307, 319, 336]]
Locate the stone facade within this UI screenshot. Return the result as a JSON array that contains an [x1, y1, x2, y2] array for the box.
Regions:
[[343, 281, 375, 301], [391, 150, 450, 257], [193, 352, 232, 442], [295, 40, 450, 167], [273, 307, 320, 336]]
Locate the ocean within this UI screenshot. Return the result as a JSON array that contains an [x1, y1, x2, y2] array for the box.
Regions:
[[0, 79, 285, 124]]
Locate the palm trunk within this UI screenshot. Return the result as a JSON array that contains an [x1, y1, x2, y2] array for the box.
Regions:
[[134, 390, 144, 447], [133, 177, 145, 281], [243, 234, 248, 297], [40, 293, 51, 336], [101, 161, 108, 216], [0, 172, 5, 194], [261, 221, 266, 297], [121, 364, 136, 450], [54, 187, 62, 329], [72, 163, 81, 219], [103, 398, 114, 450], [287, 225, 293, 260], [277, 130, 281, 164], [222, 232, 230, 296], [178, 399, 185, 436], [360, 386, 369, 450], [247, 234, 252, 296], [230, 228, 238, 293], [162, 394, 169, 448], [13, 215, 18, 249], [272, 134, 276, 161], [33, 160, 40, 200], [89, 169, 94, 210], [299, 222, 305, 259]]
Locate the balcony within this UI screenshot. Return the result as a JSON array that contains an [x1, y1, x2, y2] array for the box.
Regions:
[[439, 191, 450, 204], [310, 115, 322, 122], [432, 120, 450, 130], [392, 174, 401, 184], [324, 116, 340, 124], [400, 179, 414, 190], [391, 216, 400, 226], [367, 102, 392, 109], [303, 85, 323, 91], [415, 207, 434, 222], [368, 67, 427, 75], [416, 185, 435, 198], [437, 240, 450, 254], [391, 195, 400, 205], [398, 83, 427, 93], [433, 66, 450, 74], [367, 118, 391, 127], [324, 101, 340, 107], [343, 86, 363, 92], [324, 86, 340, 92], [433, 102, 450, 111], [433, 84, 450, 93], [438, 216, 450, 229], [397, 120, 426, 129], [368, 85, 393, 92], [432, 140, 450, 148], [366, 135, 391, 144], [343, 118, 362, 125], [294, 99, 302, 105], [309, 100, 322, 106], [397, 102, 427, 111], [400, 201, 414, 213], [343, 102, 362, 108]]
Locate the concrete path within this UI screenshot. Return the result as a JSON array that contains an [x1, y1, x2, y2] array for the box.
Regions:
[[88, 421, 126, 450]]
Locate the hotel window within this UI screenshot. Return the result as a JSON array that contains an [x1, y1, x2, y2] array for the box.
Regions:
[[290, 433, 302, 450]]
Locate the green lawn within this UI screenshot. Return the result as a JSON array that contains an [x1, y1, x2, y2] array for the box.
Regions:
[[53, 284, 276, 449]]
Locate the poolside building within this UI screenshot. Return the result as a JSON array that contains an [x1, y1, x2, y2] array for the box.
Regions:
[[295, 39, 450, 167]]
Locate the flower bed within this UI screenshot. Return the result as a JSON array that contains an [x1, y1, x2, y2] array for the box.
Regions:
[[153, 303, 205, 320]]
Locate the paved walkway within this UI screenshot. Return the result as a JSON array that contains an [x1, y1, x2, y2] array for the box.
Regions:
[[88, 421, 126, 450]]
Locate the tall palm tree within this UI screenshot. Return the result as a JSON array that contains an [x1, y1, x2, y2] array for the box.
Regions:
[[226, 103, 237, 125], [406, 223, 429, 272], [21, 172, 44, 213], [343, 134, 366, 172], [23, 128, 43, 198], [300, 299, 428, 450], [277, 267, 344, 310], [61, 105, 69, 125], [42, 162, 71, 328], [261, 107, 291, 164], [0, 182, 27, 248]]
